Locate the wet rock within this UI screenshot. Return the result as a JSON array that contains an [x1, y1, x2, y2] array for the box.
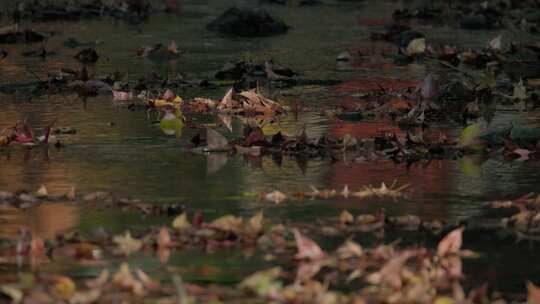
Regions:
[[75, 48, 99, 64], [207, 6, 289, 37], [0, 29, 47, 44]]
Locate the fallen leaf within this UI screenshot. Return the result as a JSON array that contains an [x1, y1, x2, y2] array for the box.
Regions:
[[339, 210, 354, 225], [487, 35, 502, 51], [437, 227, 464, 256], [70, 289, 101, 304], [366, 250, 415, 288], [457, 123, 485, 150], [86, 269, 109, 288], [528, 281, 540, 304], [50, 276, 76, 300], [172, 213, 191, 231], [263, 190, 287, 204], [135, 268, 160, 290], [113, 231, 143, 255], [211, 215, 244, 233], [293, 229, 325, 260], [246, 211, 264, 237], [405, 38, 426, 56], [112, 90, 133, 101], [0, 286, 22, 303], [112, 263, 145, 296], [157, 227, 171, 249], [238, 267, 282, 297], [36, 185, 48, 197]]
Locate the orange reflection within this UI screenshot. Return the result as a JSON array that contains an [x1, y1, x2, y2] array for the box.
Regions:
[[0, 203, 79, 239]]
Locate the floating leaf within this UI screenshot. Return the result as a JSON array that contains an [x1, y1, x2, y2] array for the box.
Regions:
[[487, 35, 502, 51], [245, 211, 264, 237], [70, 289, 101, 304], [36, 185, 48, 197], [211, 215, 244, 233], [50, 276, 76, 300], [160, 111, 184, 137], [113, 231, 142, 256], [239, 267, 282, 297], [172, 213, 191, 231], [0, 286, 22, 303], [157, 227, 171, 249], [437, 227, 464, 256], [263, 190, 287, 204]]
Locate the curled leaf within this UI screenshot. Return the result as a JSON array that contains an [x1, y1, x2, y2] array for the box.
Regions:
[[437, 227, 464, 256]]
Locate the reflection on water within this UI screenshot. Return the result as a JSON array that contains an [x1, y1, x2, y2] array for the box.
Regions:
[[0, 203, 79, 239], [0, 0, 540, 289]]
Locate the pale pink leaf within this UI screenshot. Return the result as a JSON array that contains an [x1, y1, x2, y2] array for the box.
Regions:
[[293, 229, 325, 260]]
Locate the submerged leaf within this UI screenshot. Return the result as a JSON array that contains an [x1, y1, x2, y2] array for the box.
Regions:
[[457, 123, 485, 150]]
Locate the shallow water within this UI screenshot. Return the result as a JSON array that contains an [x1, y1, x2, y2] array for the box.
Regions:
[[1, 0, 540, 294]]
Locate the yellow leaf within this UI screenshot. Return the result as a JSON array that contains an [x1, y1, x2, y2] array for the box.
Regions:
[[457, 123, 485, 150], [50, 276, 76, 300], [434, 297, 455, 304], [246, 211, 264, 237], [212, 215, 244, 233], [406, 38, 426, 56], [113, 231, 142, 255], [172, 213, 191, 231]]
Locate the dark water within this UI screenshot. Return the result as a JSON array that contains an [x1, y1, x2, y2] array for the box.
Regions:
[[1, 0, 540, 293]]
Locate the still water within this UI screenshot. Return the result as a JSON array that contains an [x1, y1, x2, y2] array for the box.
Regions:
[[1, 0, 539, 293]]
